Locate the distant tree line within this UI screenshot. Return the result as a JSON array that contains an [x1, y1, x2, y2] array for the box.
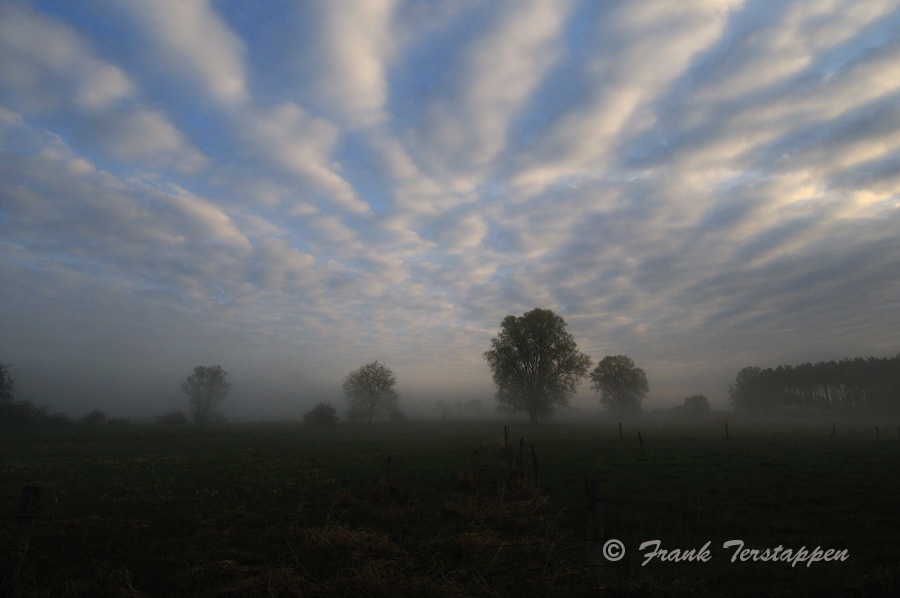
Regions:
[[729, 354, 900, 413], [0, 362, 224, 428], [0, 363, 71, 427]]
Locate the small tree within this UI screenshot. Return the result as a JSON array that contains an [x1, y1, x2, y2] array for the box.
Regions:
[[728, 366, 771, 411], [342, 361, 398, 423], [590, 355, 649, 416], [181, 365, 232, 424], [0, 363, 14, 403], [483, 308, 591, 423], [683, 394, 710, 417], [304, 402, 338, 427]]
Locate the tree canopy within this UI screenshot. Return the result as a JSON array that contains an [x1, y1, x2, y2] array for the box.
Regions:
[[342, 361, 399, 422], [483, 308, 591, 423], [590, 355, 649, 415], [181, 365, 232, 424]]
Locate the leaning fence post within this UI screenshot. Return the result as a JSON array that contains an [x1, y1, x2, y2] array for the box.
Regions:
[[1, 486, 41, 595], [517, 437, 524, 470], [585, 479, 604, 586], [638, 431, 645, 457]]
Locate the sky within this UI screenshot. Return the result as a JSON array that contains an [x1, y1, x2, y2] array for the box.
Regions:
[[1, 0, 899, 420]]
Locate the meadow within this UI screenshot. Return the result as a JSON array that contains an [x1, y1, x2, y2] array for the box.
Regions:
[[2, 417, 899, 597]]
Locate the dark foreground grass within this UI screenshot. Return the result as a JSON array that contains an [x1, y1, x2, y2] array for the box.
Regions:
[[1, 418, 899, 597]]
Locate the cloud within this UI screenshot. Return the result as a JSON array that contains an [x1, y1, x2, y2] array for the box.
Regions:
[[0, 3, 210, 176], [431, 0, 575, 170], [0, 3, 136, 112], [116, 0, 248, 105], [510, 0, 743, 192], [243, 103, 371, 214], [309, 0, 399, 128], [91, 109, 209, 173]]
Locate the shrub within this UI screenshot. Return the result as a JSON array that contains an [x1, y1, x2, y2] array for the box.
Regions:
[[0, 400, 48, 427], [304, 402, 338, 427], [683, 394, 710, 417], [81, 410, 108, 426]]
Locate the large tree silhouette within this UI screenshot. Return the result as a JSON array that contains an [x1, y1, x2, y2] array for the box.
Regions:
[[591, 355, 649, 416], [484, 308, 591, 424]]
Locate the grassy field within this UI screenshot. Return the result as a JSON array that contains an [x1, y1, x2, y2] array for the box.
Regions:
[[2, 417, 899, 597]]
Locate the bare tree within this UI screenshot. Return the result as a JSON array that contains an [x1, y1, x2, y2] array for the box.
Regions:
[[342, 361, 398, 423], [181, 365, 231, 424]]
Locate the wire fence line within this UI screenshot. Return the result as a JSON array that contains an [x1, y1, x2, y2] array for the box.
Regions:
[[0, 497, 764, 530], [0, 489, 861, 530], [0, 495, 867, 539]]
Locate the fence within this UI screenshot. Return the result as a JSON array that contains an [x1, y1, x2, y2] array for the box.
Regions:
[[2, 421, 896, 595]]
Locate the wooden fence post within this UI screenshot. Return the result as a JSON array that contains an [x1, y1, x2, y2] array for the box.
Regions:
[[517, 437, 524, 470], [1, 486, 41, 596], [585, 479, 604, 587], [638, 431, 645, 457], [830, 423, 836, 438], [618, 422, 623, 440]]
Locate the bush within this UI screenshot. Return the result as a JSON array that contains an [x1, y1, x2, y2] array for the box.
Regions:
[[304, 402, 338, 427], [0, 401, 48, 427], [156, 410, 189, 425], [683, 394, 710, 417], [81, 410, 108, 426]]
